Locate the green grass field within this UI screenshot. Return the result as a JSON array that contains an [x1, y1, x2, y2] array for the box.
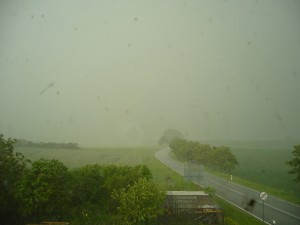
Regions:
[[16, 147, 149, 168], [230, 147, 300, 202], [16, 146, 269, 225]]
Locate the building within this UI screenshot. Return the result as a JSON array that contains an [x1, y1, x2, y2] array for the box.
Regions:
[[159, 191, 224, 225]]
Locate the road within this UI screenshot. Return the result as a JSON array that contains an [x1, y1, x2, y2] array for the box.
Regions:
[[155, 148, 300, 225]]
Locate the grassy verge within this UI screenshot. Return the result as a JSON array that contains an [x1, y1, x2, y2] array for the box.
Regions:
[[215, 197, 265, 225]]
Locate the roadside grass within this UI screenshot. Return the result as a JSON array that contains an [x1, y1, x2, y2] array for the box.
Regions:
[[230, 147, 300, 204], [205, 168, 300, 205], [215, 197, 265, 225], [16, 146, 282, 225]]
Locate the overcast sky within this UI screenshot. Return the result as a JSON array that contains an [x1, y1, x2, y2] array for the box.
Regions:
[[0, 0, 299, 147]]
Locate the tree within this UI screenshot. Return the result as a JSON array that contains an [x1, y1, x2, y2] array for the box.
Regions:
[[101, 164, 153, 213], [287, 145, 300, 183], [15, 159, 70, 222], [102, 164, 152, 195], [0, 134, 30, 225], [204, 187, 216, 198], [114, 178, 165, 225], [169, 137, 238, 172], [208, 146, 238, 173], [158, 129, 184, 146], [68, 164, 107, 224], [68, 164, 154, 224], [70, 164, 105, 206]]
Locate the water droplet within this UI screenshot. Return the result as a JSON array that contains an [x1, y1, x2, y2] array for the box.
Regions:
[[292, 71, 297, 77], [204, 112, 210, 119], [275, 112, 282, 122]]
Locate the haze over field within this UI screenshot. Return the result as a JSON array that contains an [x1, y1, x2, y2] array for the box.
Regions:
[[0, 0, 300, 147]]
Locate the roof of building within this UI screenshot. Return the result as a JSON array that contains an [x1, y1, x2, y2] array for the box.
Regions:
[[166, 191, 208, 196]]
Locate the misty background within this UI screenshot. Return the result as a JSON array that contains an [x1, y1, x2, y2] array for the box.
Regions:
[[0, 0, 299, 147]]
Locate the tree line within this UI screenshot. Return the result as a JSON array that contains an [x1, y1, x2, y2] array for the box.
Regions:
[[0, 134, 164, 225], [169, 137, 239, 173], [14, 139, 79, 150]]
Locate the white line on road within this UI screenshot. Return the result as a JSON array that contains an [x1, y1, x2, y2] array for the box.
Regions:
[[203, 178, 245, 196], [263, 202, 300, 220]]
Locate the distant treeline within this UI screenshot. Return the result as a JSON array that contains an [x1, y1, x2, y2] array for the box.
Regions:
[[14, 139, 79, 149], [170, 137, 238, 173]]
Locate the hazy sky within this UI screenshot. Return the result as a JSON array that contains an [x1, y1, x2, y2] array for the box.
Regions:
[[0, 0, 300, 147]]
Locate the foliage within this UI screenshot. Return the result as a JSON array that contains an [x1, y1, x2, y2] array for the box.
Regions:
[[286, 145, 300, 183], [0, 134, 30, 225], [158, 128, 184, 146], [170, 137, 238, 173], [70, 164, 105, 206], [208, 146, 238, 172], [114, 178, 165, 225], [68, 164, 107, 224], [101, 164, 153, 214], [204, 187, 216, 197], [9, 156, 156, 224], [102, 164, 152, 194], [15, 159, 70, 221]]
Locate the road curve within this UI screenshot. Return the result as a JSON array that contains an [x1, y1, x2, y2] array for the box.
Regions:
[[155, 148, 300, 225]]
